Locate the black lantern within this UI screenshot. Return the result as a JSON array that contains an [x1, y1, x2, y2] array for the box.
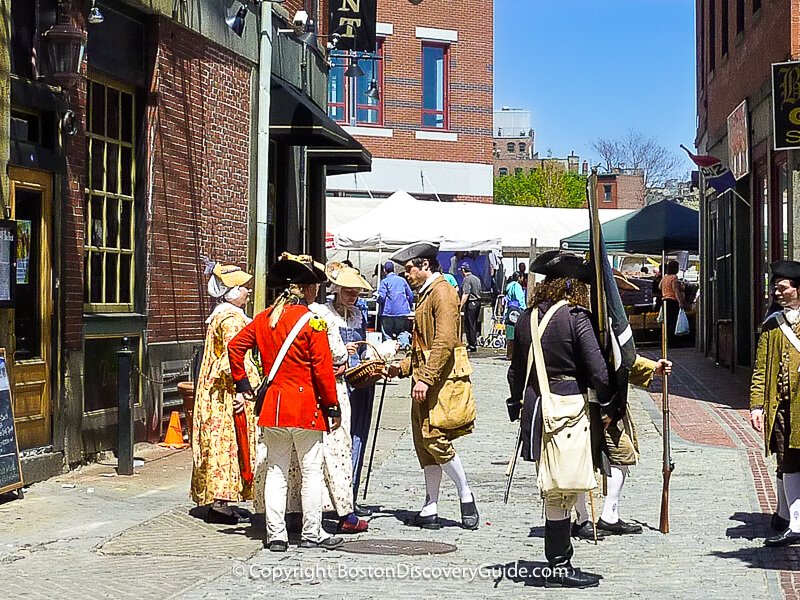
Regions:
[[42, 0, 87, 87]]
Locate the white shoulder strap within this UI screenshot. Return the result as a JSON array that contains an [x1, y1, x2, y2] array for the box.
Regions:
[[267, 311, 313, 383], [522, 300, 568, 396], [777, 313, 800, 355]]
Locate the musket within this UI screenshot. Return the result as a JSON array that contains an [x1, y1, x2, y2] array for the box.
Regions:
[[659, 249, 675, 533], [503, 422, 523, 504]]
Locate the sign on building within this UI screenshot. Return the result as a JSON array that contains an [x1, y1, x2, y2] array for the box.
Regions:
[[727, 100, 749, 180], [773, 60, 800, 151], [329, 0, 377, 52]]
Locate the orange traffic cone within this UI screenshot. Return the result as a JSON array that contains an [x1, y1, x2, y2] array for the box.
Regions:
[[159, 411, 189, 448]]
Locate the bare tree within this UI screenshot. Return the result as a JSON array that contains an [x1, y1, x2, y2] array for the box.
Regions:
[[592, 130, 680, 193]]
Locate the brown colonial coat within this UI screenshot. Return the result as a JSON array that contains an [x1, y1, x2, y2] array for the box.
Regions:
[[400, 275, 475, 441]]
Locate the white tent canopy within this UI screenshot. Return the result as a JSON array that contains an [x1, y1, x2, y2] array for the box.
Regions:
[[333, 191, 504, 252], [330, 191, 633, 253]]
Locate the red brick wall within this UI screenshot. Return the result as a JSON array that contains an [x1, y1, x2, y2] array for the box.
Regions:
[[146, 19, 253, 344], [616, 174, 646, 209], [698, 0, 793, 139], [63, 8, 88, 351], [596, 178, 618, 208], [348, 0, 493, 167]]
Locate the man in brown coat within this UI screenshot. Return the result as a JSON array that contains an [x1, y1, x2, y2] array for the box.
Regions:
[[387, 241, 479, 530]]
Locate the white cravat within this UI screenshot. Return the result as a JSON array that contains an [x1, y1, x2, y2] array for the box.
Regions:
[[785, 308, 800, 326]]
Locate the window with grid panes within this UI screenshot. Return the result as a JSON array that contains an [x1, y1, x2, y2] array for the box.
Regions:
[[84, 77, 136, 312]]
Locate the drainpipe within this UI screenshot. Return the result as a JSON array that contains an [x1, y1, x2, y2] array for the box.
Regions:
[[253, 0, 274, 313]]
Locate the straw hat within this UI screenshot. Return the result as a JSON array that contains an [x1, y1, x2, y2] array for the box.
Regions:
[[212, 263, 253, 289], [326, 261, 373, 291]]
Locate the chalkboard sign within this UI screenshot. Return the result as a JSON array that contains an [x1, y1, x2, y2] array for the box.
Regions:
[[0, 352, 23, 495]]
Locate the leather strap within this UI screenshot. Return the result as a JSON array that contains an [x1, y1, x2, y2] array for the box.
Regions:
[[523, 300, 568, 397], [267, 312, 313, 384], [777, 313, 800, 356]]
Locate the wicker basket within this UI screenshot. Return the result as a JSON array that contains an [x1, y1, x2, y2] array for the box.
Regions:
[[344, 341, 386, 389]]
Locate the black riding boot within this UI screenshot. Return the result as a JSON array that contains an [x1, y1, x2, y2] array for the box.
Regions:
[[544, 518, 600, 588]]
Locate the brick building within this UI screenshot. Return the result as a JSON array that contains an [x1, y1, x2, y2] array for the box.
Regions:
[[694, 0, 800, 367], [594, 170, 646, 209], [3, 0, 367, 481], [325, 0, 494, 203]]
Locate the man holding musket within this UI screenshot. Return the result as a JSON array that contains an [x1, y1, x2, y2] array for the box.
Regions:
[[751, 260, 800, 546], [386, 241, 480, 530]]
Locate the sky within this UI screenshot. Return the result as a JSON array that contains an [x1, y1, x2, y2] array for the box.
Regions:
[[494, 0, 697, 175]]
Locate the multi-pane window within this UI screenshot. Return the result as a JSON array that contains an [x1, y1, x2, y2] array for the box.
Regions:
[[506, 142, 515, 153], [328, 41, 383, 126], [85, 77, 136, 312], [519, 142, 526, 154], [603, 185, 613, 202], [421, 43, 449, 129]]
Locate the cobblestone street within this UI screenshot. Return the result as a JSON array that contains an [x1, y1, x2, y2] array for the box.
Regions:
[[1, 350, 793, 598]]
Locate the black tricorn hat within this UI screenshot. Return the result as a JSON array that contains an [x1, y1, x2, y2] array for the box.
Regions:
[[770, 260, 800, 283], [530, 250, 593, 283], [267, 253, 327, 288], [389, 241, 440, 265]]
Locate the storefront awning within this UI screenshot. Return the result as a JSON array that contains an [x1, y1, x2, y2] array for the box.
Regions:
[[270, 77, 371, 174]]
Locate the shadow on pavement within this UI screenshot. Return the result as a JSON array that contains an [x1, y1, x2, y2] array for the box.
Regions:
[[380, 508, 463, 529], [709, 545, 800, 571], [725, 511, 772, 541]]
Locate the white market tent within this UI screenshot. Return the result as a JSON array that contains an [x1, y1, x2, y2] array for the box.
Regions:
[[330, 191, 633, 253]]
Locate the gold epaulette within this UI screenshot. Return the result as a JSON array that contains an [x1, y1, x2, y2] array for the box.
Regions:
[[309, 316, 327, 332]]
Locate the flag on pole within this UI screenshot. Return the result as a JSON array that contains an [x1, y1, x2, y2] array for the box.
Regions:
[[680, 145, 736, 194], [587, 171, 636, 420]]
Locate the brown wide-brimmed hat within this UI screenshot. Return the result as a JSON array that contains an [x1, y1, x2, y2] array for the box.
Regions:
[[612, 269, 640, 291]]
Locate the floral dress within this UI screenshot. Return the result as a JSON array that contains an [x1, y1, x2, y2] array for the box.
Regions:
[[252, 302, 355, 516], [190, 305, 259, 505]]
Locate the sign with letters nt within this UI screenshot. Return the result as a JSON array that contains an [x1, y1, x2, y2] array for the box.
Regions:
[[773, 60, 800, 151], [0, 353, 23, 495], [329, 0, 377, 52]]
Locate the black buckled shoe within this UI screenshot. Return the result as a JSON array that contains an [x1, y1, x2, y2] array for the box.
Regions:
[[571, 521, 605, 540], [771, 513, 790, 532], [299, 536, 344, 550], [264, 539, 288, 552], [545, 560, 601, 589], [205, 504, 239, 526], [596, 518, 642, 535], [460, 498, 479, 530], [354, 503, 373, 517], [405, 512, 442, 530], [765, 528, 800, 547]]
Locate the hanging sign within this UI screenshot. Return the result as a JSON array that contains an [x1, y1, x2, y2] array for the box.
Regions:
[[0, 352, 23, 495], [773, 60, 800, 151], [727, 100, 749, 180], [329, 0, 377, 52]]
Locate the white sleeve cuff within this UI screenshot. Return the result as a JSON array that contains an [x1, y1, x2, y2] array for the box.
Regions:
[[751, 408, 764, 416]]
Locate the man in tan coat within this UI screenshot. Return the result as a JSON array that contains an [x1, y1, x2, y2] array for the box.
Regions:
[[387, 241, 479, 530], [751, 260, 800, 546]]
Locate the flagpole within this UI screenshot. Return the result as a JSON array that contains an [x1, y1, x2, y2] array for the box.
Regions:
[[588, 168, 607, 347]]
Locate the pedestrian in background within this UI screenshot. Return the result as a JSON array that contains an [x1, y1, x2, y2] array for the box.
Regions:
[[660, 260, 686, 346], [191, 262, 258, 525], [460, 263, 482, 352], [228, 254, 342, 552], [516, 261, 528, 290], [503, 272, 527, 361], [377, 260, 414, 342]]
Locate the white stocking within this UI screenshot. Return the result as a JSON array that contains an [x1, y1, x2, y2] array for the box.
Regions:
[[574, 492, 590, 524], [777, 476, 790, 520], [783, 472, 800, 533], [600, 466, 628, 524], [419, 465, 442, 517], [441, 454, 473, 502]]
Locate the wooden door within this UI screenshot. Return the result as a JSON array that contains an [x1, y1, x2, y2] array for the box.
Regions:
[[8, 167, 53, 450]]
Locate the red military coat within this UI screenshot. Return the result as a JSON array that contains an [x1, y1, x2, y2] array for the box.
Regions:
[[228, 304, 338, 432]]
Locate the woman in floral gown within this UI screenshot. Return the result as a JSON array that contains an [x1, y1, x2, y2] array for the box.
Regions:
[[191, 263, 260, 524]]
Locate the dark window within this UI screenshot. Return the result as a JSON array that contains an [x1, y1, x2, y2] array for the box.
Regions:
[[709, 0, 716, 71], [327, 40, 384, 126], [519, 142, 526, 153], [498, 168, 508, 176], [514, 168, 523, 176], [753, 0, 761, 13], [699, 0, 705, 87], [9, 0, 58, 78], [421, 43, 449, 129], [603, 185, 613, 202], [721, 0, 729, 56], [506, 142, 515, 153], [736, 0, 745, 33]]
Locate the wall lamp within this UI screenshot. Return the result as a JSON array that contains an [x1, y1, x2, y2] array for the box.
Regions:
[[88, 0, 104, 24], [42, 0, 87, 88]]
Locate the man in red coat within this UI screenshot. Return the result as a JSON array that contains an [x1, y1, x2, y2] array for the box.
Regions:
[[228, 255, 342, 552]]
